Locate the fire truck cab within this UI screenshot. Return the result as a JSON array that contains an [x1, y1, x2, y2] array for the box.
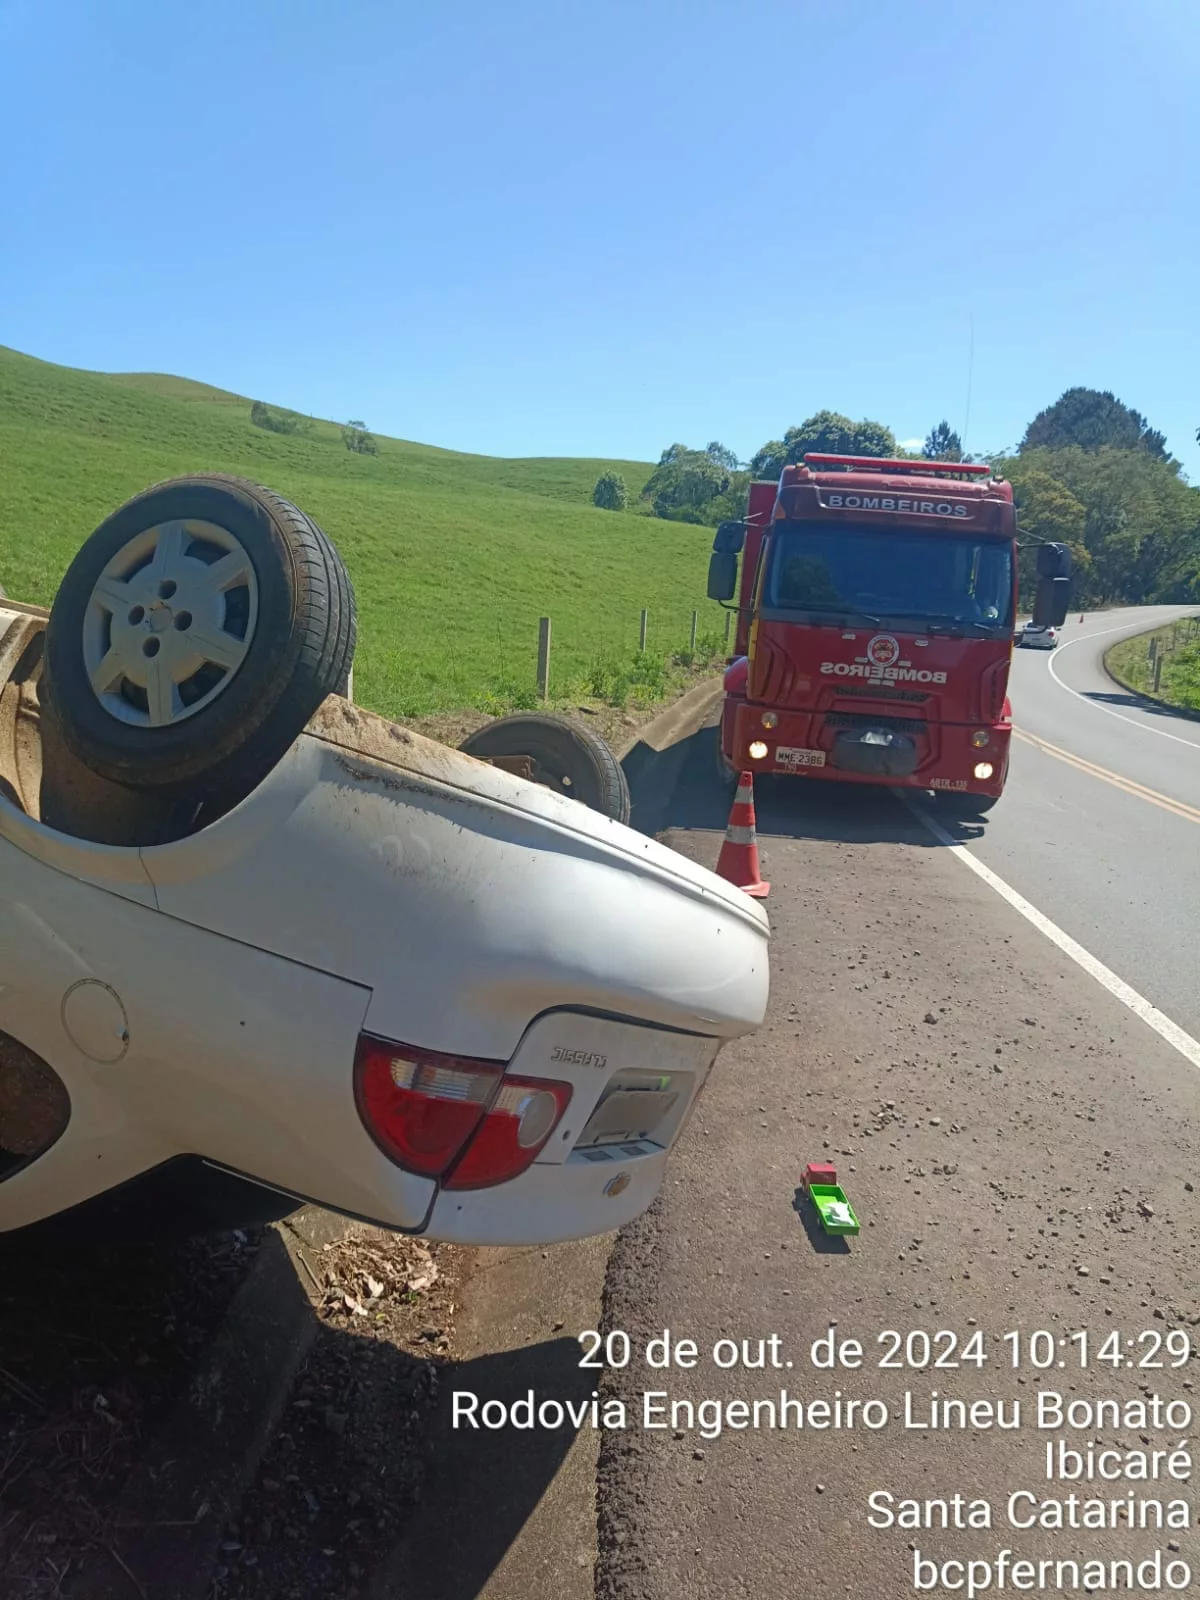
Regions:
[[708, 454, 1071, 816]]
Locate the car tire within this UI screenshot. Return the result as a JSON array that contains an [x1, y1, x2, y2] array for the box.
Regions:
[[42, 475, 356, 802], [459, 713, 631, 824]]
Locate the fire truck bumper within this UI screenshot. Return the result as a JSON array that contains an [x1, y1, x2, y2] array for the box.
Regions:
[[725, 700, 1010, 796]]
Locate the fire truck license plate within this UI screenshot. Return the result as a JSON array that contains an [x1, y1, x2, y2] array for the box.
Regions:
[[776, 747, 826, 768]]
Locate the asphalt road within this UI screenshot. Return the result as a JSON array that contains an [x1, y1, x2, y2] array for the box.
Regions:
[[596, 608, 1200, 1600], [977, 607, 1200, 1039]]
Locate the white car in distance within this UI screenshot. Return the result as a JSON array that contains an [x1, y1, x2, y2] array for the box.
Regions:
[[1018, 623, 1059, 651], [0, 476, 770, 1249]]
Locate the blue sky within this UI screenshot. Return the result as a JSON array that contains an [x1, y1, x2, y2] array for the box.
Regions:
[[2, 0, 1198, 474]]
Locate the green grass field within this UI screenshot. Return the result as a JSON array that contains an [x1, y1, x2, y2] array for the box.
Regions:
[[0, 345, 729, 717], [1106, 621, 1200, 716]]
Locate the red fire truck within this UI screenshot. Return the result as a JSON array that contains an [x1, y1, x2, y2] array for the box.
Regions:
[[707, 454, 1071, 816]]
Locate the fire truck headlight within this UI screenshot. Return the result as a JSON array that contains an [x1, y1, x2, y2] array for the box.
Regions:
[[974, 762, 994, 780], [761, 712, 779, 729], [970, 730, 990, 748], [749, 741, 769, 760]]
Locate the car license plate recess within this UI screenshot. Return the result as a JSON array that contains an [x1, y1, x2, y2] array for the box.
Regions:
[[575, 1070, 688, 1148]]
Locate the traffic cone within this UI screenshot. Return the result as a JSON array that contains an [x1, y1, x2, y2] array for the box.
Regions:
[[715, 771, 770, 898]]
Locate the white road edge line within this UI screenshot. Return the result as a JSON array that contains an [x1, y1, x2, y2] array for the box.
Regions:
[[1047, 615, 1200, 751], [902, 795, 1200, 1073]]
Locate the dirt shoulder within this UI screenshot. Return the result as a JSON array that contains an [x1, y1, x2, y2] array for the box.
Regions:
[[0, 1228, 264, 1600], [210, 1229, 467, 1600]]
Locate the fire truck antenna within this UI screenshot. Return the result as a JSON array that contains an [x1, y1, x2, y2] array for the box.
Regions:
[[963, 314, 975, 456]]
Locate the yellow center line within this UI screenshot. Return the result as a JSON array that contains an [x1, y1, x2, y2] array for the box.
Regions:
[[1012, 727, 1200, 826]]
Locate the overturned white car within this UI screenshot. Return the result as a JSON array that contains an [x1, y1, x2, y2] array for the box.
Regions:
[[0, 476, 769, 1247]]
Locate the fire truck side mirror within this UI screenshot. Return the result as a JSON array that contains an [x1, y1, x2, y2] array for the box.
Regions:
[[714, 520, 746, 555], [707, 551, 738, 602], [1036, 542, 1071, 579], [1032, 576, 1071, 630]]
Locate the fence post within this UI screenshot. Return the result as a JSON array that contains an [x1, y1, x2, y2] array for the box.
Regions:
[[725, 610, 733, 646], [1148, 636, 1157, 666], [689, 610, 698, 652], [537, 616, 552, 700], [345, 667, 354, 704], [639, 609, 648, 651], [1153, 651, 1163, 694]]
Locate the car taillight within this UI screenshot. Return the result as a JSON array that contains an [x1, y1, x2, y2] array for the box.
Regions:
[[444, 1077, 573, 1191], [353, 1035, 572, 1190]]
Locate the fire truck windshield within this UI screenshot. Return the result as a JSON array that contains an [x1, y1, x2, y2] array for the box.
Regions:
[[762, 522, 1014, 632]]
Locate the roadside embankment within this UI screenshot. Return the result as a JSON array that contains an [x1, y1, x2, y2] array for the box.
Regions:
[[1104, 613, 1200, 720]]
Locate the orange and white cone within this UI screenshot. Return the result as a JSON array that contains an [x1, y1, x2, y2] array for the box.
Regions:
[[715, 771, 769, 899]]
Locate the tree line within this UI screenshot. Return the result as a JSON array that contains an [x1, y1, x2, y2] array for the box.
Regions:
[[592, 391, 1200, 606]]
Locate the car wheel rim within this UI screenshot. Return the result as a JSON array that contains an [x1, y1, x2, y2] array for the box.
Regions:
[[81, 519, 260, 728]]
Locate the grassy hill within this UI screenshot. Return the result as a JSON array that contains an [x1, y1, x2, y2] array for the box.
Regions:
[[0, 346, 727, 717]]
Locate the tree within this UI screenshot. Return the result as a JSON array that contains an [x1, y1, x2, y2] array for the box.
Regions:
[[704, 469, 752, 527], [748, 440, 787, 479], [1020, 388, 1168, 459], [1006, 467, 1091, 606], [342, 419, 378, 455], [748, 412, 897, 479], [656, 443, 690, 467], [783, 411, 897, 462], [923, 420, 963, 461], [705, 441, 742, 472], [640, 447, 731, 522], [592, 471, 627, 511], [1001, 444, 1200, 606]]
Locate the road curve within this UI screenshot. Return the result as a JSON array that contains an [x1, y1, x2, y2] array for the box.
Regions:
[[970, 605, 1200, 1040]]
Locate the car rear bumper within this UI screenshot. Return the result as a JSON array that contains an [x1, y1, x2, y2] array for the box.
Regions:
[[425, 1143, 671, 1245]]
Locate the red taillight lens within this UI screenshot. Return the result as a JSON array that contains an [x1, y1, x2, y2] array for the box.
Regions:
[[354, 1037, 572, 1190], [354, 1037, 503, 1178], [444, 1076, 573, 1191]]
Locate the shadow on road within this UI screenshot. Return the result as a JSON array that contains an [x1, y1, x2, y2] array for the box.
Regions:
[[627, 722, 994, 849], [369, 1336, 592, 1600], [1082, 688, 1200, 728]]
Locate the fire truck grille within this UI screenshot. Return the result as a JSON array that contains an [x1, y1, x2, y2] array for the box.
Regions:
[[823, 711, 928, 736], [831, 685, 929, 704]]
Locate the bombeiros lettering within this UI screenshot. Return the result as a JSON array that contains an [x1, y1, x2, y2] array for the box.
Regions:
[[825, 492, 969, 518], [819, 661, 948, 685]]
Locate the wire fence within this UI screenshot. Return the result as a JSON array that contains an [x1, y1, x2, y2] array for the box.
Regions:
[[1145, 615, 1200, 693], [357, 599, 736, 720]]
